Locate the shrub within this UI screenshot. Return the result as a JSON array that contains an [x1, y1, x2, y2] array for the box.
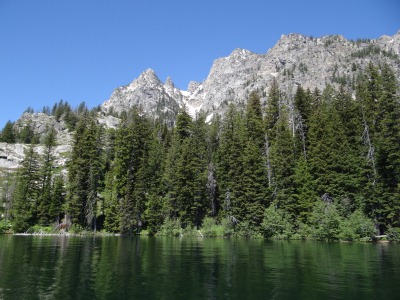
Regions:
[[158, 217, 182, 237], [339, 210, 377, 241], [69, 224, 84, 234], [27, 225, 53, 234], [261, 204, 293, 239], [309, 201, 342, 241], [201, 217, 218, 236], [386, 226, 400, 243], [200, 217, 235, 237]]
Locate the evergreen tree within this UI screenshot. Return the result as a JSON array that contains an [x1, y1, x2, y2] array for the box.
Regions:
[[67, 112, 104, 229], [37, 128, 57, 225], [0, 121, 16, 143], [143, 121, 168, 233], [49, 175, 65, 223], [12, 145, 40, 232], [104, 109, 151, 234], [242, 91, 267, 228], [374, 64, 400, 227], [215, 104, 246, 224], [270, 109, 296, 214]]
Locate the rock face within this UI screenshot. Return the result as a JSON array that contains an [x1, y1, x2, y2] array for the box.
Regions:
[[13, 112, 73, 146], [100, 31, 400, 120], [102, 68, 183, 120], [0, 142, 71, 170]]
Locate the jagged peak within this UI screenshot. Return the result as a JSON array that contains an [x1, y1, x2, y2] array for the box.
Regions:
[[187, 81, 202, 94], [165, 76, 175, 88], [228, 48, 255, 59], [138, 68, 161, 84], [230, 48, 252, 55]]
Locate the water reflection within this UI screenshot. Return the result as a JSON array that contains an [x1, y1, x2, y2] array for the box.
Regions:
[[0, 236, 399, 299]]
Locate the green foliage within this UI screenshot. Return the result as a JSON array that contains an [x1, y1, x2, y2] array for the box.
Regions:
[[261, 204, 293, 239], [5, 63, 400, 240], [12, 145, 40, 232], [386, 226, 400, 243], [158, 217, 182, 237], [0, 121, 16, 143], [0, 220, 12, 234], [308, 201, 342, 241], [339, 210, 377, 241], [26, 225, 53, 234], [200, 217, 234, 237], [69, 223, 84, 234]]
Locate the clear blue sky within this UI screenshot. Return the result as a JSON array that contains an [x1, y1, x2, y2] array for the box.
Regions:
[[0, 0, 399, 127]]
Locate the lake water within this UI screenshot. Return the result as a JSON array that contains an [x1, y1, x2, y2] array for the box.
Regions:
[[0, 236, 399, 299]]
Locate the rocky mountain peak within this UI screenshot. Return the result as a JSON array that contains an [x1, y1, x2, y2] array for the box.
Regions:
[[137, 68, 162, 87], [228, 48, 255, 60], [100, 31, 399, 122], [164, 76, 175, 88]]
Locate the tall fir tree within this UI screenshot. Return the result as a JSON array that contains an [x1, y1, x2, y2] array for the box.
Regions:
[[12, 145, 40, 232], [37, 127, 57, 225]]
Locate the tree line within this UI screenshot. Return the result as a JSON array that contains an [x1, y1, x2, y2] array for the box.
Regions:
[[2, 63, 400, 241]]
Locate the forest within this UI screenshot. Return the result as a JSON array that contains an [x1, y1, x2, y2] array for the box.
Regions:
[[1, 62, 400, 241]]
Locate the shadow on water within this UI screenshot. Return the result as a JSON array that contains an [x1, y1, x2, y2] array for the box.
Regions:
[[0, 236, 399, 299]]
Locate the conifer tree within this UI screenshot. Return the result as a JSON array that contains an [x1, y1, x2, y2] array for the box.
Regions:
[[37, 128, 57, 225], [270, 109, 296, 214], [104, 109, 151, 234], [215, 104, 246, 224], [242, 91, 267, 228], [67, 112, 104, 228], [0, 121, 16, 143], [143, 121, 169, 233], [374, 64, 400, 227], [12, 145, 40, 232]]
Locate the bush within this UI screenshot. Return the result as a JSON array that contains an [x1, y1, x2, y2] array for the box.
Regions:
[[201, 217, 218, 236], [200, 217, 235, 237], [309, 201, 342, 241], [13, 220, 30, 233], [386, 226, 400, 243], [295, 222, 312, 240], [26, 225, 53, 234], [339, 210, 377, 241], [69, 224, 84, 234], [235, 221, 263, 238], [158, 217, 182, 236], [0, 221, 12, 234], [261, 204, 293, 239]]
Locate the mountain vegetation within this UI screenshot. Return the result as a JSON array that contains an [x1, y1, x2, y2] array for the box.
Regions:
[[1, 62, 399, 241]]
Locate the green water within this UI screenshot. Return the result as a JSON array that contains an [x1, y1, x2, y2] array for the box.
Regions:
[[0, 236, 399, 299]]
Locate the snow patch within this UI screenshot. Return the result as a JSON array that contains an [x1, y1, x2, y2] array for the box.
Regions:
[[181, 90, 190, 97]]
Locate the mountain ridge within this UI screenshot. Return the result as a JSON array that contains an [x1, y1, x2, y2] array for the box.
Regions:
[[100, 30, 400, 122]]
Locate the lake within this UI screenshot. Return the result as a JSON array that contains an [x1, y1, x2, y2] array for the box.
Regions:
[[0, 236, 399, 299]]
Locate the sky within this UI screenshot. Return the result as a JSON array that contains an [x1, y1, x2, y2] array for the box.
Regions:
[[0, 0, 399, 127]]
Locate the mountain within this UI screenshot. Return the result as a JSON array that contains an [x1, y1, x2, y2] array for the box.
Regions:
[[100, 31, 400, 121], [2, 31, 400, 170]]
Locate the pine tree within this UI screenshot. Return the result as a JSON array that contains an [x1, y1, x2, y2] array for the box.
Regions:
[[104, 109, 151, 234], [37, 128, 57, 225], [242, 91, 267, 228], [0, 121, 16, 143], [374, 64, 400, 227], [49, 175, 65, 223], [12, 145, 40, 232], [270, 109, 296, 214], [215, 104, 246, 224], [66, 112, 104, 229], [265, 79, 280, 140], [143, 121, 168, 234]]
